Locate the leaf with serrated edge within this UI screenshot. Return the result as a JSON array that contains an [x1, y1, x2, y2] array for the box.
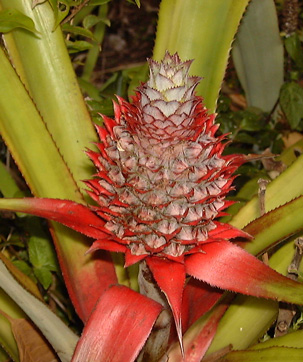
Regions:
[[147, 257, 185, 353], [167, 297, 230, 362], [186, 241, 303, 305], [243, 195, 303, 256], [221, 346, 303, 361], [0, 198, 107, 240]]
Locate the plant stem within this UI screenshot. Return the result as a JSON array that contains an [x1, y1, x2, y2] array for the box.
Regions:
[[137, 261, 172, 362]]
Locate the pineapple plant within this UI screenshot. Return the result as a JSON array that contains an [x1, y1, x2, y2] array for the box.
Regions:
[[2, 52, 303, 361]]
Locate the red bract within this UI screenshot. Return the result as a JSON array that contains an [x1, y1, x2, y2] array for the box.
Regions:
[[2, 53, 303, 359]]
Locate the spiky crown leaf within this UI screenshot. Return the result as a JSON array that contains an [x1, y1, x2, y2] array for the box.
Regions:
[[85, 52, 247, 266]]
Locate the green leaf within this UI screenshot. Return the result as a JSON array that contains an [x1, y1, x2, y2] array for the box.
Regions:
[[234, 132, 257, 144], [0, 8, 37, 33], [33, 268, 53, 290], [47, 0, 70, 27], [285, 33, 303, 69], [89, 0, 111, 5], [232, 0, 284, 112], [126, 0, 140, 7], [0, 288, 25, 362], [0, 347, 9, 362], [83, 13, 110, 28], [61, 23, 96, 40], [249, 329, 303, 349], [280, 82, 303, 129], [220, 346, 303, 361], [239, 109, 264, 132], [153, 0, 250, 112], [12, 260, 37, 282], [244, 196, 303, 256], [28, 235, 58, 272], [66, 39, 94, 53], [0, 161, 22, 198]]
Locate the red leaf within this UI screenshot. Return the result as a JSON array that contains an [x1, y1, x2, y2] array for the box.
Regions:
[[71, 285, 162, 362], [146, 257, 186, 353], [167, 299, 229, 362], [210, 222, 252, 240], [185, 240, 303, 305], [0, 198, 107, 239], [182, 278, 223, 330], [0, 198, 117, 323]]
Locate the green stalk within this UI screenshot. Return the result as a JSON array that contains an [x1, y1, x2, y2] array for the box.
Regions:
[[0, 46, 120, 322], [0, 0, 132, 308], [153, 0, 250, 112], [81, 4, 108, 82], [0, 47, 81, 199], [1, 0, 97, 192]]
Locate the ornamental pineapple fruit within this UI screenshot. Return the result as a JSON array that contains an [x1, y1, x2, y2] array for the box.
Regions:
[[85, 52, 247, 267]]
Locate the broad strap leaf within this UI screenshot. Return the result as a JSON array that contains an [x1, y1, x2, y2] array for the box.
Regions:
[[182, 278, 223, 330], [166, 297, 230, 362], [220, 346, 303, 361], [146, 257, 186, 353], [0, 198, 119, 322], [71, 285, 162, 362], [0, 198, 107, 239], [185, 240, 303, 305]]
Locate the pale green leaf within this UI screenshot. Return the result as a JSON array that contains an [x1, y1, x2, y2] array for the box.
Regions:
[[66, 39, 94, 53], [0, 346, 9, 362], [285, 33, 303, 69], [232, 0, 284, 112], [0, 161, 22, 198], [0, 259, 78, 362], [29, 236, 58, 272], [12, 260, 37, 283], [280, 82, 303, 129], [221, 346, 303, 361], [83, 14, 110, 29], [62, 23, 96, 40], [33, 268, 53, 290], [0, 8, 37, 33], [153, 0, 250, 112], [89, 0, 111, 5]]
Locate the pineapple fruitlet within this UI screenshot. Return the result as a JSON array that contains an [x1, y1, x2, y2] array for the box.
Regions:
[[2, 53, 303, 351]]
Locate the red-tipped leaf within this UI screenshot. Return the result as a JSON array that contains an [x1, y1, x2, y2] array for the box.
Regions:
[[185, 241, 303, 305], [146, 257, 186, 353], [182, 278, 224, 330], [167, 298, 230, 361], [0, 198, 107, 239], [72, 285, 163, 362]]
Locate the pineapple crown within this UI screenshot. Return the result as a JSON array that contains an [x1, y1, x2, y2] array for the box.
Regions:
[[129, 52, 207, 142]]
